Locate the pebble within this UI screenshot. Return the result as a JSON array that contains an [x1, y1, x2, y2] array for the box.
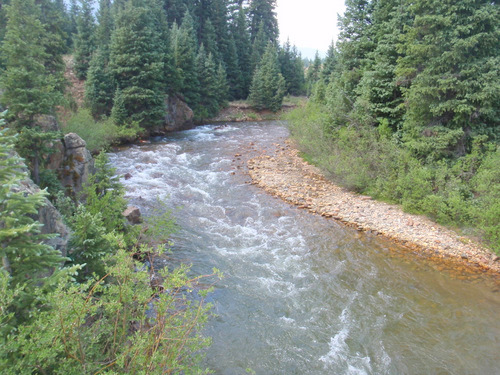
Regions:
[[247, 139, 500, 279]]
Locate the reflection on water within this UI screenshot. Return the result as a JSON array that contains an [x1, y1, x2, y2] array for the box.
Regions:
[[110, 122, 500, 375]]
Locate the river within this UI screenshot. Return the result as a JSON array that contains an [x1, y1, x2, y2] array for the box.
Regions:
[[109, 121, 500, 375]]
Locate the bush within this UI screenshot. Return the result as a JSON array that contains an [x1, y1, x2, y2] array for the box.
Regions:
[[2, 248, 218, 374], [63, 109, 141, 153], [288, 103, 500, 254]]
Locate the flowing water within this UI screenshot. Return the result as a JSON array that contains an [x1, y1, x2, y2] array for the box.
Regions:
[[109, 122, 500, 375]]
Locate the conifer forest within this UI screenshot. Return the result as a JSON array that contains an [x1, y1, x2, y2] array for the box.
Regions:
[[0, 0, 499, 373]]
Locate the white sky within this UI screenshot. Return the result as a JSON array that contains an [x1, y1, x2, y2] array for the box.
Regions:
[[276, 0, 346, 59]]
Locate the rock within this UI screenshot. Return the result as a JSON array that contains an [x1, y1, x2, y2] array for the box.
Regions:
[[34, 114, 60, 132], [11, 163, 70, 257], [123, 206, 142, 224], [124, 173, 132, 180], [163, 95, 194, 132], [60, 133, 95, 197]]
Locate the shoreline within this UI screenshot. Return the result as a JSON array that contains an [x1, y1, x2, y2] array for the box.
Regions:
[[247, 139, 500, 281]]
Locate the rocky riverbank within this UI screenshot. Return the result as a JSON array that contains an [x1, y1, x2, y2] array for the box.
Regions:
[[247, 139, 500, 280]]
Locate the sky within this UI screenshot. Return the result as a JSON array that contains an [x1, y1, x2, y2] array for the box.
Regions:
[[276, 0, 346, 59]]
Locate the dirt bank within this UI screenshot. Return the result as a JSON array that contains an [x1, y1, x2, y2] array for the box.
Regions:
[[247, 139, 500, 279]]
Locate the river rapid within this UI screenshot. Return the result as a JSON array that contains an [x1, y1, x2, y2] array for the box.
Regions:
[[109, 122, 500, 375]]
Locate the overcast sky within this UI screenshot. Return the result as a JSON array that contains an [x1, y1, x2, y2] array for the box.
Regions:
[[276, 0, 346, 59]]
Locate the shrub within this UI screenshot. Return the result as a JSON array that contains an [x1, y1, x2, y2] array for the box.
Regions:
[[2, 248, 218, 374], [63, 109, 141, 153]]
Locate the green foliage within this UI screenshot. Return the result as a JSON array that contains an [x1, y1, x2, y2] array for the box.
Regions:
[[15, 126, 61, 185], [85, 47, 115, 118], [279, 40, 306, 96], [109, 2, 167, 128], [288, 102, 500, 254], [63, 108, 140, 153], [171, 11, 200, 108], [73, 0, 96, 80], [0, 125, 65, 324], [248, 42, 286, 112], [0, 0, 62, 127], [82, 152, 128, 233], [3, 247, 217, 374]]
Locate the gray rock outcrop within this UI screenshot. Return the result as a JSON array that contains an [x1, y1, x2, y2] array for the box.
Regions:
[[48, 133, 95, 197], [163, 95, 194, 132], [10, 162, 70, 257]]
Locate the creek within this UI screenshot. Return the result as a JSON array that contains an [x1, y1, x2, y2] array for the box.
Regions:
[[109, 121, 500, 375]]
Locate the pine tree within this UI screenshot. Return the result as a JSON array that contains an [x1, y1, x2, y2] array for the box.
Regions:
[[171, 11, 200, 108], [216, 61, 230, 108], [0, 125, 64, 324], [397, 0, 500, 159], [0, 0, 62, 127], [73, 0, 96, 80], [250, 21, 268, 73], [85, 47, 115, 117], [195, 45, 220, 118], [321, 41, 338, 84], [109, 2, 166, 128], [95, 0, 113, 50], [279, 39, 305, 96], [306, 51, 322, 95], [248, 42, 286, 112], [232, 5, 252, 98], [248, 0, 279, 44]]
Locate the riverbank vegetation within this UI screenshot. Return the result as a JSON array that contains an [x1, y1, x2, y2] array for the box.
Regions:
[[288, 0, 499, 253], [0, 114, 218, 373]]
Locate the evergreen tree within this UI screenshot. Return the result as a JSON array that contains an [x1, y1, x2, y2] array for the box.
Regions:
[[279, 39, 305, 96], [201, 19, 220, 63], [306, 51, 322, 95], [95, 0, 113, 50], [171, 11, 200, 108], [248, 0, 279, 44], [398, 0, 500, 159], [109, 2, 166, 128], [85, 47, 115, 117], [195, 45, 220, 118], [73, 0, 96, 80], [38, 0, 68, 91], [216, 61, 230, 108], [232, 5, 252, 98], [248, 42, 286, 112], [0, 0, 62, 127], [250, 20, 268, 73], [321, 41, 338, 84], [0, 125, 64, 324], [163, 0, 188, 25], [354, 0, 409, 130]]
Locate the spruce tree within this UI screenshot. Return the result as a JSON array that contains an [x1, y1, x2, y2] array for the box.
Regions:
[[171, 11, 200, 108], [85, 48, 115, 117], [0, 125, 64, 324], [248, 42, 286, 112], [306, 51, 322, 95], [73, 0, 96, 80], [321, 41, 338, 84], [195, 46, 220, 119], [232, 5, 252, 99], [0, 0, 62, 127], [279, 39, 305, 96], [397, 0, 500, 159], [248, 0, 279, 44], [109, 2, 166, 128]]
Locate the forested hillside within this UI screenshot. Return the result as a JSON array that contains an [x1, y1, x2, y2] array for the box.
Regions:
[[0, 0, 305, 128], [289, 0, 500, 252]]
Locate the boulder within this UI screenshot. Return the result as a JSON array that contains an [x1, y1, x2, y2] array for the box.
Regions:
[[60, 133, 95, 196], [163, 95, 194, 132], [123, 206, 142, 224]]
